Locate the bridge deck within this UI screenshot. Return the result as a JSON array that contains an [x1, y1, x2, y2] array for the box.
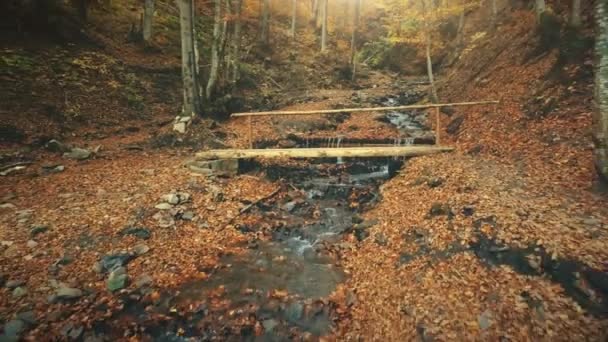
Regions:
[[195, 145, 454, 160]]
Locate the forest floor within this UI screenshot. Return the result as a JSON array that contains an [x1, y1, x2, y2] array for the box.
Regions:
[[1, 4, 607, 342]]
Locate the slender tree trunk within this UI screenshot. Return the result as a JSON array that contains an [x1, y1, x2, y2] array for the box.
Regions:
[[595, 0, 608, 179], [207, 0, 221, 99], [291, 0, 297, 39], [222, 0, 232, 85], [351, 0, 361, 81], [535, 0, 546, 19], [177, 0, 201, 131], [143, 0, 155, 43], [421, 0, 438, 102], [456, 1, 466, 46], [571, 0, 582, 27], [261, 0, 270, 44], [233, 0, 243, 82], [491, 0, 497, 28], [312, 0, 319, 25], [321, 0, 328, 52]]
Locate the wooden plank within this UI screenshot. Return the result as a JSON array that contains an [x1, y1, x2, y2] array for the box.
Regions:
[[231, 100, 499, 117], [195, 145, 454, 160]]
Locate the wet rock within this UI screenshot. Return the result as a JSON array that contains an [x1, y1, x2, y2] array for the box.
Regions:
[[446, 116, 464, 134], [63, 148, 92, 160], [107, 267, 128, 292], [45, 139, 70, 153], [285, 302, 303, 322], [30, 225, 49, 237], [56, 286, 83, 300], [2, 319, 25, 341], [99, 253, 135, 273], [133, 243, 150, 256], [12, 286, 28, 298], [120, 226, 151, 240]]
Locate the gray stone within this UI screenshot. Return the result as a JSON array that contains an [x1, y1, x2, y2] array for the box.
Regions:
[[162, 194, 180, 205], [12, 286, 27, 298], [26, 240, 38, 248], [63, 148, 92, 160], [262, 319, 279, 332], [107, 267, 128, 292], [0, 203, 16, 210], [133, 243, 150, 256], [30, 225, 49, 236], [283, 201, 298, 212], [173, 122, 187, 134], [5, 280, 25, 289], [185, 159, 239, 177], [181, 211, 195, 221], [45, 139, 70, 153], [56, 286, 83, 300], [478, 310, 493, 330], [135, 274, 153, 288], [16, 311, 37, 325], [155, 203, 173, 210]]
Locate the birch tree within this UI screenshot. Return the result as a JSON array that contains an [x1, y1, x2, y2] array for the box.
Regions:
[[291, 0, 297, 39], [350, 0, 361, 81], [176, 0, 201, 132], [207, 0, 221, 99], [143, 0, 155, 43], [595, 0, 608, 179], [571, 0, 581, 27], [321, 0, 328, 52]]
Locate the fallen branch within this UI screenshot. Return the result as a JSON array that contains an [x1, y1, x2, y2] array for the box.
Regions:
[[225, 186, 282, 227]]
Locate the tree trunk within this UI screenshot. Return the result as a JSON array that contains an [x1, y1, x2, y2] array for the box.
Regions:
[[176, 0, 201, 131], [595, 0, 608, 179], [535, 0, 546, 19], [261, 0, 270, 44], [456, 1, 466, 46], [291, 0, 297, 39], [207, 0, 221, 99], [421, 0, 438, 102], [143, 0, 155, 43], [312, 0, 319, 25], [351, 0, 361, 81], [321, 0, 328, 52], [571, 0, 581, 27], [491, 0, 497, 28], [233, 0, 243, 82], [222, 0, 232, 86]]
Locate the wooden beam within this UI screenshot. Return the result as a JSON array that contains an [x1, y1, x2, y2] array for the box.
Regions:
[[195, 145, 454, 160], [231, 100, 499, 117]]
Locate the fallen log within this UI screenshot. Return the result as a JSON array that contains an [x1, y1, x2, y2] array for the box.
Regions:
[[195, 145, 453, 160]]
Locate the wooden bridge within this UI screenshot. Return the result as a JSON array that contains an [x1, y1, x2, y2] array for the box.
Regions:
[[195, 100, 498, 161]]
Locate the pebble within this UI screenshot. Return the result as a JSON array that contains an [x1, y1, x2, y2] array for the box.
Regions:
[[26, 240, 38, 248], [0, 203, 16, 210], [133, 243, 150, 256], [181, 211, 195, 221], [155, 203, 173, 210]]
